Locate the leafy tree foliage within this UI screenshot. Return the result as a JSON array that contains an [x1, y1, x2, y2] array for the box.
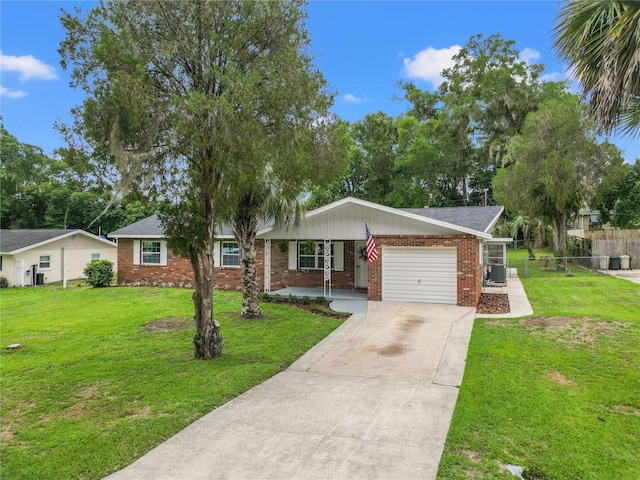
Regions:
[[60, 0, 339, 359], [596, 160, 640, 228], [554, 1, 640, 137], [0, 124, 153, 232], [494, 93, 625, 254]]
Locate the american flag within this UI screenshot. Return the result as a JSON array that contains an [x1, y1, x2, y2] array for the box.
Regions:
[[365, 222, 378, 262]]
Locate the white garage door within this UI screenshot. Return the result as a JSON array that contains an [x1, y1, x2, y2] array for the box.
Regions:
[[382, 247, 457, 304]]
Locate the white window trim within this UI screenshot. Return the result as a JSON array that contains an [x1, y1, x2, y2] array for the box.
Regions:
[[39, 255, 51, 269], [296, 241, 344, 271], [138, 240, 167, 266], [221, 241, 241, 268], [91, 253, 101, 261]]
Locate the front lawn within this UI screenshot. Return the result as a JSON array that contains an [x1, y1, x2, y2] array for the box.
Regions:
[[438, 250, 640, 479], [0, 285, 342, 480]]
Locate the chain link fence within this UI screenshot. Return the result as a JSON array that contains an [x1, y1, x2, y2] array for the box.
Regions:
[[509, 255, 610, 278]]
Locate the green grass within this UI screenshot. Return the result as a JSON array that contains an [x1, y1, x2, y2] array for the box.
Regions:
[[0, 284, 342, 480], [438, 250, 640, 479]]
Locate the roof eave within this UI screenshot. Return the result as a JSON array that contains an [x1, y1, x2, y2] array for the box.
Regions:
[[484, 206, 505, 233], [9, 230, 116, 254]]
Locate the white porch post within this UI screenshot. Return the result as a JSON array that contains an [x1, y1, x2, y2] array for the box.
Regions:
[[264, 239, 271, 293], [323, 239, 331, 298]]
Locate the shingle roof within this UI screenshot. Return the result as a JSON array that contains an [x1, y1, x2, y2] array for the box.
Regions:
[[0, 229, 115, 254], [108, 215, 237, 238], [108, 215, 164, 237], [400, 205, 504, 233]]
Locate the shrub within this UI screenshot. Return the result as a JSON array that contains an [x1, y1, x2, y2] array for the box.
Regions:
[[260, 292, 270, 302], [83, 260, 114, 288], [315, 296, 326, 304], [301, 296, 311, 305], [0, 276, 8, 288], [287, 294, 298, 304], [272, 293, 282, 303]]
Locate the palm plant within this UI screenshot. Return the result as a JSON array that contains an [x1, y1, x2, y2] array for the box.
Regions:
[[553, 1, 640, 137], [226, 177, 303, 319]]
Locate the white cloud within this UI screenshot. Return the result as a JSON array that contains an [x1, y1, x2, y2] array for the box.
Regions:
[[343, 93, 368, 104], [0, 85, 27, 98], [519, 47, 541, 64], [0, 51, 58, 81], [540, 71, 566, 82], [403, 45, 461, 88]]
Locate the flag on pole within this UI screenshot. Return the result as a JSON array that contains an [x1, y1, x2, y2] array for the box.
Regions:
[[365, 221, 379, 262]]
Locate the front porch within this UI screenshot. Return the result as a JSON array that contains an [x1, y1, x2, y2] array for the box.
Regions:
[[269, 287, 368, 314]]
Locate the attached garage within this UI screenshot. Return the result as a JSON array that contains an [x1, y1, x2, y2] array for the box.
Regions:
[[382, 247, 457, 304]]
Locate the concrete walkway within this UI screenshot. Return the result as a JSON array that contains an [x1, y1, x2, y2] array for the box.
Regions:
[[105, 302, 476, 480]]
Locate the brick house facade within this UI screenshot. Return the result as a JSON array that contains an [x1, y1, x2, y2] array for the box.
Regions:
[[110, 198, 504, 308]]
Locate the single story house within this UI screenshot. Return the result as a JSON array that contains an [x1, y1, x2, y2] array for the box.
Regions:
[[0, 229, 118, 287], [109, 198, 506, 307]]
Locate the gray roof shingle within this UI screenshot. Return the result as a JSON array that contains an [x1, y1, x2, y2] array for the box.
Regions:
[[1, 229, 84, 253], [400, 205, 504, 233], [109, 215, 164, 237], [108, 215, 236, 238]]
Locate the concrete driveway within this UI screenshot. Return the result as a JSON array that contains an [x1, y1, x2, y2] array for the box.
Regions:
[[105, 302, 476, 480]]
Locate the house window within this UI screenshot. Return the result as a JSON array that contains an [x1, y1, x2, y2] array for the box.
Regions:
[[222, 242, 240, 267], [298, 241, 334, 270], [142, 241, 161, 264], [39, 255, 51, 269], [91, 253, 101, 261]]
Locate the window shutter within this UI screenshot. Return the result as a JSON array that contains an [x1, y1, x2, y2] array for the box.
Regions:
[[160, 241, 168, 266], [334, 242, 344, 271], [213, 241, 221, 267], [133, 240, 140, 265], [288, 241, 297, 270]]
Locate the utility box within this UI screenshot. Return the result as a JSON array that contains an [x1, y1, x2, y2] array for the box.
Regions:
[[620, 255, 630, 270]]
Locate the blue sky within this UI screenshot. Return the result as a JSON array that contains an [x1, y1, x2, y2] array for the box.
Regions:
[[1, 0, 637, 163]]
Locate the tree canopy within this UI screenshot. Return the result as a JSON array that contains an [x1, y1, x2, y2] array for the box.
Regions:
[[60, 0, 343, 359]]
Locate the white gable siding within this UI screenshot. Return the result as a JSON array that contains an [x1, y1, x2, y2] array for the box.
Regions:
[[261, 204, 462, 240]]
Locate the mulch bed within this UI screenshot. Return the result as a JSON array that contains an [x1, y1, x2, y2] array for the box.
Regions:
[[476, 293, 510, 314]]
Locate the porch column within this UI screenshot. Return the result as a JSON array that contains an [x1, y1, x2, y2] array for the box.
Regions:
[[323, 239, 331, 298], [264, 239, 271, 293]]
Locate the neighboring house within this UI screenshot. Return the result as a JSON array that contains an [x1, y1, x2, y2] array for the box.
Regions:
[[0, 229, 118, 287], [110, 198, 506, 307]]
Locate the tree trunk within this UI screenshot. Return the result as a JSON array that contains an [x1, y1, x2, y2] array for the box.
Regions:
[[239, 230, 261, 318], [523, 225, 536, 259], [535, 219, 546, 249], [234, 195, 262, 319], [191, 246, 224, 359], [551, 214, 568, 257]]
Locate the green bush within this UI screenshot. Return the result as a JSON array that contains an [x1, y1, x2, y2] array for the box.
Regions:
[[301, 295, 311, 305], [272, 293, 282, 303], [83, 260, 114, 288], [260, 292, 270, 302], [0, 275, 9, 288], [287, 294, 298, 304]]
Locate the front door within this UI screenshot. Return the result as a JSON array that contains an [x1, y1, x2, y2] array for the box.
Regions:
[[355, 241, 368, 289]]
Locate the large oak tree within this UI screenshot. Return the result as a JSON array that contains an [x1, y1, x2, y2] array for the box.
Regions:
[[60, 0, 337, 358]]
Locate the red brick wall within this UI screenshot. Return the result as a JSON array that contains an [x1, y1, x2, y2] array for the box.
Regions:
[[117, 236, 481, 307], [116, 238, 264, 290], [268, 240, 357, 291], [367, 235, 482, 307]]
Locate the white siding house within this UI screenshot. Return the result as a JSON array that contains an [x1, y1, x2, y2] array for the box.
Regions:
[[0, 229, 117, 287]]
